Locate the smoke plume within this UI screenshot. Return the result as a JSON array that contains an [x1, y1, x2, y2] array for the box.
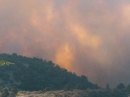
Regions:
[[0, 0, 130, 87]]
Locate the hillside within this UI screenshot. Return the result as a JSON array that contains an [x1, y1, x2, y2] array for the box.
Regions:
[[0, 53, 99, 91]]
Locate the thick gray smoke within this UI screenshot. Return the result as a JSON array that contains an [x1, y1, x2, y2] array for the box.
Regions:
[[0, 0, 130, 87]]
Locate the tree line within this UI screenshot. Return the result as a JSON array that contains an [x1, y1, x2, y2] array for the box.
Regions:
[[0, 53, 98, 91]]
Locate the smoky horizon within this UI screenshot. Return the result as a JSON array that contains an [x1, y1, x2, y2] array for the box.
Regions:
[[0, 0, 130, 88]]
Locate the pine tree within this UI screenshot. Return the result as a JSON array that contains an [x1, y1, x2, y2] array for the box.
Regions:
[[106, 83, 110, 90]]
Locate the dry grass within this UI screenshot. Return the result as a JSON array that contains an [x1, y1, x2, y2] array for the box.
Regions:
[[16, 89, 97, 97]]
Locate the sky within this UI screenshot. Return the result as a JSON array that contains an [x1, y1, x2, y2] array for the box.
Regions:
[[0, 0, 130, 87]]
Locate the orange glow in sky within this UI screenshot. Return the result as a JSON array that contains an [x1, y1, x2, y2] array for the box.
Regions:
[[0, 0, 130, 87]]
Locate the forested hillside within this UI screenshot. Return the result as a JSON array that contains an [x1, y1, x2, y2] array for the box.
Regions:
[[0, 53, 99, 91]]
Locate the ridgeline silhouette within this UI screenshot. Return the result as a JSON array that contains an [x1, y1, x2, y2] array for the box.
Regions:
[[0, 53, 98, 91]]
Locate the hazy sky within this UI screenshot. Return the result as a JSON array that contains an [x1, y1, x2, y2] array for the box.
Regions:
[[0, 0, 130, 87]]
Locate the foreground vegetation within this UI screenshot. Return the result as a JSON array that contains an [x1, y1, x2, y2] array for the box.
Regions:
[[0, 85, 18, 97], [1, 87, 130, 97], [1, 53, 130, 97]]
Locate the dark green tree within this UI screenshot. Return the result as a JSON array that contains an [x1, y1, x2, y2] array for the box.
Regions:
[[126, 84, 130, 93], [75, 83, 86, 90], [116, 83, 125, 90], [64, 83, 72, 91], [106, 83, 110, 90]]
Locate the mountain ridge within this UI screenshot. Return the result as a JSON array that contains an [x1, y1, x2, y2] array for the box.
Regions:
[[0, 53, 99, 91]]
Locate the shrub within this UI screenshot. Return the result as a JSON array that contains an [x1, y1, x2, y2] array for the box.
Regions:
[[10, 86, 18, 95], [1, 87, 9, 97], [8, 92, 16, 97]]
